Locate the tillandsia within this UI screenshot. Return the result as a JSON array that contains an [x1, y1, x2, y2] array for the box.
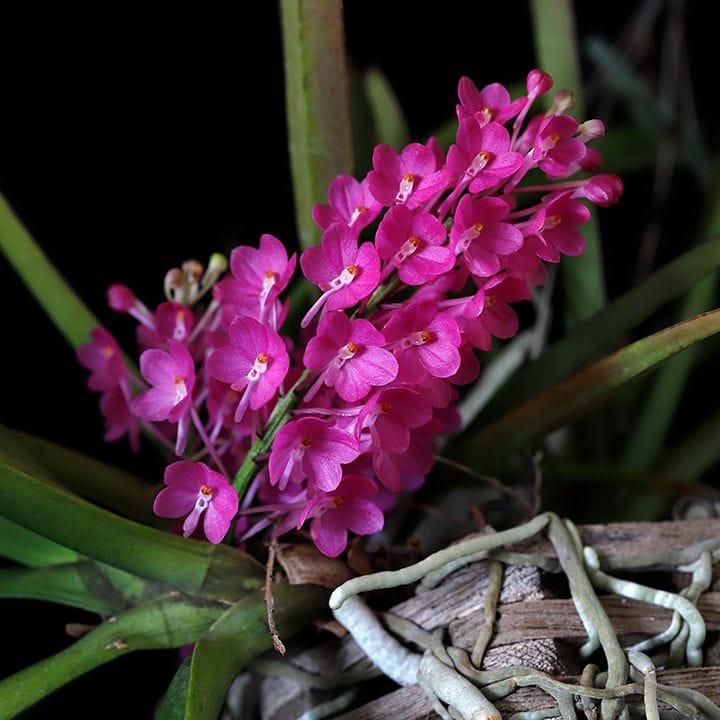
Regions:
[[77, 69, 622, 558]]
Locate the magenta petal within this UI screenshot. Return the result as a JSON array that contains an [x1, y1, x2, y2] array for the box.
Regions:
[[304, 453, 342, 492], [207, 346, 250, 387], [139, 349, 177, 388], [153, 485, 197, 518], [486, 223, 524, 255], [418, 341, 461, 378], [311, 515, 348, 557], [336, 499, 384, 536], [131, 387, 177, 421], [203, 485, 238, 543]]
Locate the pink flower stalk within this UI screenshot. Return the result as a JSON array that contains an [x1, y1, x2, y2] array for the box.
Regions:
[[300, 223, 380, 328], [525, 192, 591, 263], [456, 76, 527, 127], [375, 205, 454, 285], [131, 340, 196, 454], [77, 327, 126, 392], [153, 461, 238, 544], [532, 115, 587, 177], [368, 142, 448, 209], [312, 174, 382, 233], [450, 196, 523, 277], [269, 417, 360, 492], [357, 387, 433, 453], [207, 316, 289, 423], [303, 311, 398, 402], [447, 119, 523, 193], [215, 234, 296, 325], [382, 300, 461, 383], [297, 474, 384, 557]]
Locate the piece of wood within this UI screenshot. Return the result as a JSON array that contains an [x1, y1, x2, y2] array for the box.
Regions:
[[336, 668, 720, 720]]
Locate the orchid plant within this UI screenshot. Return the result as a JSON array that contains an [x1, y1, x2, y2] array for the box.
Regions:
[[1, 2, 719, 719]]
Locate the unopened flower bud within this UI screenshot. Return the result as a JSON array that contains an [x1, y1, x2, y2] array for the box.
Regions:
[[546, 89, 575, 116], [578, 147, 603, 172], [581, 174, 624, 207], [182, 259, 203, 285], [577, 119, 606, 142], [107, 283, 136, 312], [201, 252, 228, 289], [527, 69, 553, 98], [164, 268, 185, 302]]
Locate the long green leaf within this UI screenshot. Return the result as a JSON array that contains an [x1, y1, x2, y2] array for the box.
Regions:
[[462, 309, 720, 463], [157, 656, 193, 720], [184, 583, 327, 720], [0, 458, 263, 597], [280, 0, 353, 250], [0, 425, 161, 526], [0, 515, 78, 566], [473, 235, 720, 428], [0, 192, 100, 349], [622, 157, 720, 468], [0, 562, 126, 614], [0, 594, 224, 717], [529, 0, 605, 327], [363, 68, 410, 149]]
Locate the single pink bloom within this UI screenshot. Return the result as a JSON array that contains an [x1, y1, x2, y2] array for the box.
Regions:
[[452, 275, 530, 351], [206, 316, 289, 422], [300, 223, 380, 327], [303, 311, 398, 403], [357, 387, 433, 453], [131, 340, 195, 454], [77, 326, 126, 392], [450, 195, 523, 277], [372, 419, 440, 492], [525, 192, 591, 263], [100, 385, 140, 452], [298, 474, 384, 558], [269, 417, 360, 492], [153, 461, 238, 544], [375, 205, 454, 286], [215, 234, 296, 323], [456, 77, 527, 127], [367, 142, 448, 209], [447, 119, 523, 192], [137, 301, 195, 348], [382, 300, 461, 383], [312, 175, 382, 233], [532, 115, 587, 177]]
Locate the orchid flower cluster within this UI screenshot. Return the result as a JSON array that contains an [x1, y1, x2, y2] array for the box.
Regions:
[[78, 70, 621, 557]]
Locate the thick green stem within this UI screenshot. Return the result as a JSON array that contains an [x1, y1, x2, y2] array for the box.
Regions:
[[280, 0, 353, 250]]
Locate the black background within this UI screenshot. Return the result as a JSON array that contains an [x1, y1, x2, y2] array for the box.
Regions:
[[0, 2, 717, 716]]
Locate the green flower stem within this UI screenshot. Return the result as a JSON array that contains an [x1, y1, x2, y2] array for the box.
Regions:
[[0, 192, 100, 349], [231, 369, 312, 497], [280, 0, 353, 250]]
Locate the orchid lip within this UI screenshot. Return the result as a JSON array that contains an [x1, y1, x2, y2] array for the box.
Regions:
[[395, 173, 416, 204]]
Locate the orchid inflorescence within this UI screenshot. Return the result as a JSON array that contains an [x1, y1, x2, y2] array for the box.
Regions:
[[78, 69, 622, 557]]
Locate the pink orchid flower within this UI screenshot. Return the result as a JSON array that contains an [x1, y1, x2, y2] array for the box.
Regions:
[[77, 326, 126, 392], [153, 461, 238, 544], [312, 174, 382, 233], [303, 311, 398, 402]]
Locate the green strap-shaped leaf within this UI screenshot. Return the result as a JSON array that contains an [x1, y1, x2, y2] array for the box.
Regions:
[[529, 0, 605, 327], [0, 458, 263, 597], [472, 235, 720, 429], [363, 68, 410, 150], [622, 157, 720, 468], [0, 192, 100, 349], [0, 515, 78, 566], [0, 593, 224, 718], [0, 425, 162, 526], [157, 656, 193, 720], [462, 308, 720, 463], [0, 561, 128, 614], [280, 0, 353, 250], [184, 583, 327, 720]]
